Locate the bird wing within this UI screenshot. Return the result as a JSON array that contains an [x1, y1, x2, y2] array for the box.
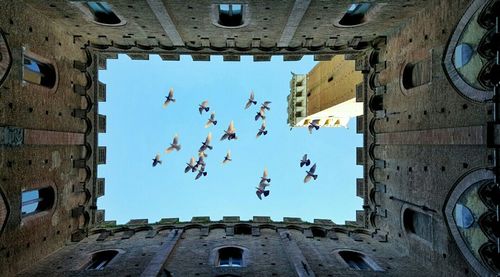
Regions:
[[155, 154, 161, 160], [245, 100, 252, 109], [310, 163, 316, 173], [206, 132, 212, 143], [256, 190, 262, 200], [256, 131, 261, 138], [312, 119, 321, 125], [201, 100, 208, 108], [172, 134, 179, 145], [210, 112, 215, 120], [165, 147, 174, 154], [168, 88, 174, 98], [261, 121, 266, 129], [204, 119, 212, 128], [227, 121, 234, 133], [198, 106, 203, 114], [250, 91, 254, 100], [262, 168, 268, 178], [259, 107, 266, 115], [195, 171, 202, 180], [308, 125, 313, 134], [304, 175, 312, 183], [227, 150, 231, 159], [189, 157, 196, 166], [162, 99, 170, 108], [302, 154, 307, 162], [263, 101, 271, 106]]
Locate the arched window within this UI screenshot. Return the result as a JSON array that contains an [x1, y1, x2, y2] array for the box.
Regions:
[[85, 250, 119, 270], [338, 250, 382, 271], [23, 56, 56, 88], [369, 95, 383, 112], [86, 2, 121, 25], [401, 59, 431, 90], [217, 247, 243, 267], [338, 3, 372, 26], [234, 224, 252, 235], [218, 4, 243, 27], [311, 227, 326, 238], [21, 187, 55, 217], [403, 208, 432, 242]]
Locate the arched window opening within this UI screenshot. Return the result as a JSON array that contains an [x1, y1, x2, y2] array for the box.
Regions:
[[479, 243, 500, 273], [311, 227, 326, 238], [87, 2, 121, 25], [402, 60, 431, 90], [454, 204, 474, 229], [85, 250, 119, 270], [23, 56, 56, 88], [338, 3, 372, 26], [21, 187, 54, 217], [454, 43, 474, 68], [217, 247, 243, 267], [369, 95, 383, 112], [234, 224, 252, 235], [478, 61, 500, 89], [478, 211, 500, 242], [478, 180, 500, 209], [218, 4, 243, 27], [403, 209, 432, 242], [338, 250, 382, 271]]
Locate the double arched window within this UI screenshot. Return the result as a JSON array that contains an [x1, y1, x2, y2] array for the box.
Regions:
[[217, 247, 243, 267]]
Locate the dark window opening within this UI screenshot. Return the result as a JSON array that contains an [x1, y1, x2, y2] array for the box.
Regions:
[[311, 227, 326, 238], [234, 224, 252, 235], [402, 60, 431, 89], [369, 95, 383, 112], [218, 4, 243, 27], [339, 3, 372, 26], [87, 2, 121, 25], [23, 56, 56, 88], [403, 209, 432, 242], [339, 251, 373, 270], [479, 242, 500, 273], [218, 247, 243, 267], [328, 76, 333, 82], [85, 250, 119, 270], [21, 187, 55, 217]]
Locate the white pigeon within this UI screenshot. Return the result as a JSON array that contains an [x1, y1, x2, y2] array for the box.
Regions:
[[260, 167, 271, 186], [165, 134, 181, 153], [152, 154, 162, 167], [198, 100, 209, 114], [184, 156, 196, 173], [220, 121, 237, 141], [256, 168, 271, 200], [300, 154, 311, 167], [256, 121, 268, 138], [162, 88, 175, 108], [304, 163, 318, 183], [204, 112, 218, 128], [308, 119, 321, 134], [222, 150, 232, 164], [245, 91, 257, 109], [199, 132, 213, 152]]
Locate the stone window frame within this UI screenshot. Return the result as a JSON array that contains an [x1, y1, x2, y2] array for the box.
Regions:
[[333, 249, 384, 271], [399, 204, 434, 248], [333, 3, 383, 28], [399, 48, 433, 96], [211, 4, 250, 29], [444, 168, 495, 277], [209, 245, 250, 268], [20, 182, 57, 227], [81, 248, 125, 271], [71, 1, 127, 27], [21, 48, 59, 94], [0, 30, 12, 88]]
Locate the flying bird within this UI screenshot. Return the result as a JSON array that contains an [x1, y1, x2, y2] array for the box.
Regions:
[[222, 150, 232, 164], [204, 112, 218, 128], [256, 121, 268, 138], [220, 121, 237, 141], [152, 154, 162, 167], [198, 151, 208, 158], [162, 88, 175, 108], [260, 167, 271, 185], [165, 134, 181, 153], [256, 168, 271, 200], [198, 100, 209, 114], [245, 91, 257, 109], [195, 156, 206, 170], [255, 107, 266, 121], [304, 163, 318, 183], [300, 154, 311, 167], [195, 165, 207, 180], [184, 156, 196, 173], [199, 132, 213, 152], [308, 119, 321, 134], [261, 101, 271, 111]]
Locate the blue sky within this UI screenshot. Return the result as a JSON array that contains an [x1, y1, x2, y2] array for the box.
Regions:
[[98, 54, 362, 224]]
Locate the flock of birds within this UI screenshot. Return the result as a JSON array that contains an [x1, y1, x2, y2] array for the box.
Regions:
[[151, 88, 319, 200]]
